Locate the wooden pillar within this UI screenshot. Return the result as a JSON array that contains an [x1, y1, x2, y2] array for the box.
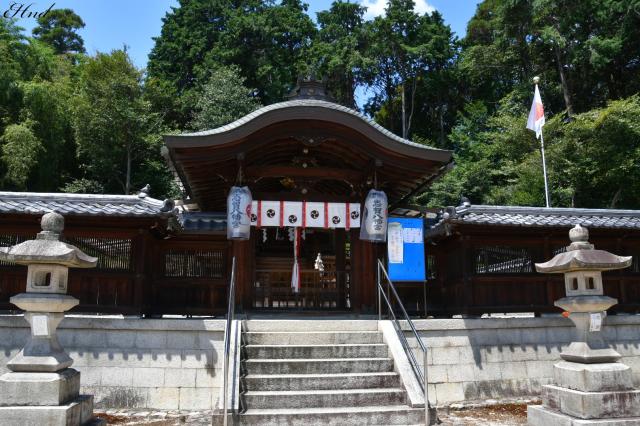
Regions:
[[461, 235, 473, 316], [335, 229, 346, 309], [543, 235, 554, 311], [351, 230, 378, 314], [230, 232, 254, 311], [350, 229, 361, 312], [133, 229, 151, 316]]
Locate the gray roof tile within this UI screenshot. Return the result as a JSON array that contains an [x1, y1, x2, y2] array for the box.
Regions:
[[428, 204, 640, 237], [0, 191, 170, 218]]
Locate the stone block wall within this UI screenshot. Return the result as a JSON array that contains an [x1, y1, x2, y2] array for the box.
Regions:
[[407, 316, 640, 406], [0, 315, 225, 410], [0, 314, 638, 409]]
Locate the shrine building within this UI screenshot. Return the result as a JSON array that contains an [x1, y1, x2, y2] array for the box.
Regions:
[[1, 80, 639, 317]]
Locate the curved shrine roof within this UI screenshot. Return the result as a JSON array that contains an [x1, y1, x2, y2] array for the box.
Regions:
[[164, 99, 451, 162], [164, 99, 452, 210]]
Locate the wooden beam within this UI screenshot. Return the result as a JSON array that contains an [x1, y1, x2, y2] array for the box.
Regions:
[[245, 165, 364, 183]]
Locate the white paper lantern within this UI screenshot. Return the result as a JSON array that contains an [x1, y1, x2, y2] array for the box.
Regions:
[[360, 189, 388, 242], [227, 186, 252, 240]]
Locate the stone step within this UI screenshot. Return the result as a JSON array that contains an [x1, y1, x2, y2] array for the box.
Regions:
[[243, 388, 407, 409], [244, 343, 388, 359], [243, 331, 383, 345], [528, 405, 640, 425], [237, 405, 427, 426], [243, 320, 379, 332], [243, 372, 402, 391], [243, 358, 394, 375]]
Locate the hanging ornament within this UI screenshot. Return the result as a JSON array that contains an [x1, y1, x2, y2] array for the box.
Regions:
[[314, 253, 325, 273], [288, 227, 295, 242], [227, 186, 252, 240], [262, 228, 268, 243], [360, 189, 388, 242], [291, 228, 301, 293]]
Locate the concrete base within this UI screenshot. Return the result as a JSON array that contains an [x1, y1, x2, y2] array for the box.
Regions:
[[543, 385, 640, 419], [561, 342, 623, 364], [528, 405, 640, 425], [554, 361, 634, 392], [0, 395, 97, 426], [0, 368, 80, 406]]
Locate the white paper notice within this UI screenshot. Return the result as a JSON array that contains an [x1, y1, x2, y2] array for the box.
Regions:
[[402, 227, 423, 244], [589, 313, 602, 332], [388, 222, 404, 264], [32, 315, 49, 337]]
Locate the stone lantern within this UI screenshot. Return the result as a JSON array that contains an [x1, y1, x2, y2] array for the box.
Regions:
[[0, 212, 102, 425], [528, 224, 640, 425]]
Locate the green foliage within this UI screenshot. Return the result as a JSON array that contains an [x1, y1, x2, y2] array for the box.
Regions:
[[147, 0, 316, 127], [72, 50, 173, 195], [1, 1, 639, 210], [32, 8, 85, 54], [1, 121, 42, 189], [309, 1, 370, 108], [190, 65, 261, 131]]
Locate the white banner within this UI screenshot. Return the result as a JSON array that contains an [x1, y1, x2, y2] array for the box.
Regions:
[[250, 201, 360, 229], [305, 202, 325, 228]]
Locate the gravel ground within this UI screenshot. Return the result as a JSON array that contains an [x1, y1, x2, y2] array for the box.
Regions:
[[95, 402, 535, 425]]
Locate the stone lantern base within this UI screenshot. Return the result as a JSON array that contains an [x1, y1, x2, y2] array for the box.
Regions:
[[528, 361, 640, 425], [0, 293, 104, 425], [0, 369, 103, 426]]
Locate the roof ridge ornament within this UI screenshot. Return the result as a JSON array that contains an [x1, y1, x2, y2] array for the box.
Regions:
[[285, 76, 335, 102], [138, 184, 150, 198]]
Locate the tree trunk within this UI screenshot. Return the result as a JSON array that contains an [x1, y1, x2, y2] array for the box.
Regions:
[[610, 187, 622, 209], [401, 84, 407, 139], [406, 77, 417, 139], [554, 44, 574, 117], [125, 144, 132, 195]]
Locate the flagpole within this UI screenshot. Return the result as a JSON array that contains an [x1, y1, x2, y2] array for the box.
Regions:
[[539, 129, 551, 208], [533, 76, 551, 208]]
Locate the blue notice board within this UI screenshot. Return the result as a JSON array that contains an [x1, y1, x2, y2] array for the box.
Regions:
[[386, 217, 426, 281]]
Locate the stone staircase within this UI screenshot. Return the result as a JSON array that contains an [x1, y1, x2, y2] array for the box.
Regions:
[[237, 320, 426, 425]]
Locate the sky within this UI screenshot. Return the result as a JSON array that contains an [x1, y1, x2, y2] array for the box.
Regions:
[[8, 0, 479, 69]]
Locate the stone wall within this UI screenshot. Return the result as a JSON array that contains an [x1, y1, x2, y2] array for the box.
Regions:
[[0, 314, 638, 409], [407, 316, 640, 406], [0, 315, 225, 410]]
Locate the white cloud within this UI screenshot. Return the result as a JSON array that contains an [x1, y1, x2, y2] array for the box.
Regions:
[[361, 0, 436, 20], [414, 0, 436, 15]]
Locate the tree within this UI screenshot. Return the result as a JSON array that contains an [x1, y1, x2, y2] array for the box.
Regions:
[[363, 2, 458, 142], [32, 8, 85, 54], [147, 0, 316, 127], [190, 65, 261, 131], [72, 50, 165, 195], [309, 1, 370, 107]]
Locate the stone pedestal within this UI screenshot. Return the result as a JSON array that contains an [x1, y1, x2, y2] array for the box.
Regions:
[[528, 361, 640, 425], [0, 294, 104, 425]]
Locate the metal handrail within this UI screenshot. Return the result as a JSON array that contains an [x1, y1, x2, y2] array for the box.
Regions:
[[377, 259, 431, 426], [222, 257, 237, 426]]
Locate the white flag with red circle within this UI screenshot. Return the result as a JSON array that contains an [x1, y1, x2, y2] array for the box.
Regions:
[[527, 85, 545, 139]]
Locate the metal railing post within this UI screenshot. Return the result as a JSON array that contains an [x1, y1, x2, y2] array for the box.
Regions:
[[377, 261, 382, 320], [424, 349, 430, 426], [375, 259, 432, 426], [222, 257, 237, 426]]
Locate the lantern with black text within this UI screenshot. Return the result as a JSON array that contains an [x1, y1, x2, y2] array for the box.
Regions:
[[360, 189, 388, 242], [227, 186, 252, 240]]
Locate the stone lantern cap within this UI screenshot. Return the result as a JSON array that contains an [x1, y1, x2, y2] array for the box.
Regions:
[[535, 224, 631, 273], [0, 212, 97, 268]]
